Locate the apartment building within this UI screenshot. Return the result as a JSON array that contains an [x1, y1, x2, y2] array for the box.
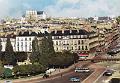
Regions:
[[51, 29, 99, 58]]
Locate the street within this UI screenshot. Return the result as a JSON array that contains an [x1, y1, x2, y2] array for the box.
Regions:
[[36, 71, 92, 83]]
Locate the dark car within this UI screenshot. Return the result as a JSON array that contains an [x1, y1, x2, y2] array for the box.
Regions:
[[103, 70, 113, 76], [69, 76, 80, 82], [43, 74, 49, 78]]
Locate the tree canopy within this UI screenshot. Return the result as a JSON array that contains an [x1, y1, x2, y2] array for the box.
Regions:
[[4, 38, 16, 65]]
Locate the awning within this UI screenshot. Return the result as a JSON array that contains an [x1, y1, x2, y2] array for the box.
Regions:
[[78, 53, 89, 57]]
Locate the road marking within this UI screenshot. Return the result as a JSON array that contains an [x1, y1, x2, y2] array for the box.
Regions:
[[82, 69, 97, 83], [82, 68, 106, 83], [93, 68, 107, 83]]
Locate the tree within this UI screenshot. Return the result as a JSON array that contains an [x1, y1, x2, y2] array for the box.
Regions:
[[30, 37, 40, 64], [0, 39, 2, 61], [16, 52, 28, 62], [0, 61, 4, 77], [3, 68, 13, 78], [116, 16, 120, 24], [4, 38, 16, 65], [38, 33, 55, 67], [38, 36, 49, 66], [13, 64, 46, 76]]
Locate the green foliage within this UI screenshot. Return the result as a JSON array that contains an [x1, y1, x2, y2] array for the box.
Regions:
[[30, 37, 40, 63], [16, 52, 28, 62], [38, 34, 55, 67], [0, 39, 2, 62], [3, 68, 13, 78], [4, 38, 16, 65], [0, 39, 2, 52], [0, 61, 4, 76], [30, 33, 55, 67], [13, 64, 46, 76], [116, 16, 120, 24], [49, 51, 78, 68]]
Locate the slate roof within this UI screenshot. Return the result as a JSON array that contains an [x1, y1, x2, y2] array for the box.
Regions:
[[98, 17, 110, 21], [51, 29, 89, 36], [37, 11, 44, 15], [18, 31, 45, 37]]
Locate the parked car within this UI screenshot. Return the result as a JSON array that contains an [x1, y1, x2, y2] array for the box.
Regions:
[[43, 74, 49, 78], [103, 70, 113, 76], [75, 68, 90, 73], [4, 80, 12, 83], [69, 76, 80, 82], [46, 68, 55, 74]]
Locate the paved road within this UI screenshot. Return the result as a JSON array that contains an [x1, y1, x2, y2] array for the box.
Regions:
[[96, 76, 109, 83], [82, 64, 106, 83], [36, 71, 93, 83]]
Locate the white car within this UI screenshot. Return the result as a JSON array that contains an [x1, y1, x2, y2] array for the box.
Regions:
[[75, 68, 90, 73], [4, 80, 12, 83], [46, 68, 55, 74]]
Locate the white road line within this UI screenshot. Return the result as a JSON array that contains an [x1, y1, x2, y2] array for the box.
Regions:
[[93, 69, 107, 83], [82, 69, 97, 83]]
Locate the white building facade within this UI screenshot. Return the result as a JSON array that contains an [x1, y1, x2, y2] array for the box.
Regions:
[[25, 10, 47, 20], [16, 36, 35, 52]]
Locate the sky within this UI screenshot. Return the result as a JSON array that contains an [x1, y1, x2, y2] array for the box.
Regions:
[[0, 0, 120, 18]]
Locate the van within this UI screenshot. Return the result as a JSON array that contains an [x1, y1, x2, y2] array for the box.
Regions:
[[75, 68, 90, 73]]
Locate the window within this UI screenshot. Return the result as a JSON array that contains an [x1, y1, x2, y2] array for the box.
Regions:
[[17, 38, 19, 41], [59, 41, 61, 45], [74, 41, 77, 45], [17, 42, 19, 46], [29, 42, 32, 51], [25, 38, 27, 41], [81, 40, 84, 44], [85, 46, 88, 50], [67, 47, 69, 50], [72, 47, 73, 50], [21, 42, 23, 47], [29, 38, 31, 41], [75, 46, 77, 50], [82, 46, 84, 50], [56, 47, 58, 51], [78, 40, 80, 44], [21, 38, 23, 41], [78, 46, 80, 50], [17, 47, 19, 51], [56, 41, 58, 45]]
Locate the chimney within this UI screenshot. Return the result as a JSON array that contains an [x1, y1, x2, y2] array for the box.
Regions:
[[70, 29, 72, 33], [29, 30, 32, 35], [55, 29, 57, 34], [62, 29, 64, 34], [77, 29, 79, 33]]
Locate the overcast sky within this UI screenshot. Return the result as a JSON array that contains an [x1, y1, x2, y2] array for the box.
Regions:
[[0, 0, 120, 18]]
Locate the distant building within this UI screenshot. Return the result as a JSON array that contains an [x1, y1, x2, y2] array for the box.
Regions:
[[25, 10, 47, 20]]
